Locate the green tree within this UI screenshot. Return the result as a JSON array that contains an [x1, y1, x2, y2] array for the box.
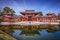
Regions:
[[0, 13, 3, 16], [0, 10, 2, 16], [58, 13, 60, 20], [39, 12, 43, 16], [1, 7, 15, 15], [0, 10, 3, 22]]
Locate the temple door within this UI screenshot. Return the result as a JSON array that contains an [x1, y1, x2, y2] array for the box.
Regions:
[[24, 17, 28, 21], [32, 17, 37, 21]]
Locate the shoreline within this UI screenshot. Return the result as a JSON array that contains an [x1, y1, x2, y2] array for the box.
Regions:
[[0, 22, 60, 25]]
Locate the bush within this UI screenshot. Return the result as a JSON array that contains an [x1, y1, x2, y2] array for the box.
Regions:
[[0, 38, 5, 40]]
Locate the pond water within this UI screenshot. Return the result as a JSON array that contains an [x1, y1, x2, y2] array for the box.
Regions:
[[11, 25, 60, 40], [1, 25, 60, 40], [12, 30, 60, 40]]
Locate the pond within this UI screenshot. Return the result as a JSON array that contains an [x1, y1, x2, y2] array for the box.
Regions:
[[12, 30, 60, 40], [10, 25, 60, 40], [0, 25, 60, 40]]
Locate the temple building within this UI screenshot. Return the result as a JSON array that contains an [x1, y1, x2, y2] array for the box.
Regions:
[[1, 10, 58, 22], [20, 10, 40, 21]]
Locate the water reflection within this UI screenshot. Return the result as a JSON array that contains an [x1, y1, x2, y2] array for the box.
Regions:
[[0, 25, 60, 40]]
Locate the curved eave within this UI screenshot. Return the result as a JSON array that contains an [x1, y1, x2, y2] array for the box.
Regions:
[[20, 12, 40, 15]]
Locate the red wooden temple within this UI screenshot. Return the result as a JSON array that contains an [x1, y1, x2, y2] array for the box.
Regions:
[[1, 10, 58, 22]]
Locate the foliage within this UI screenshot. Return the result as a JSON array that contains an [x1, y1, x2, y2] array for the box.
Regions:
[[58, 13, 60, 20], [0, 38, 5, 40], [1, 7, 15, 15], [39, 12, 43, 16], [0, 13, 3, 16], [28, 26, 31, 30], [9, 25, 14, 29]]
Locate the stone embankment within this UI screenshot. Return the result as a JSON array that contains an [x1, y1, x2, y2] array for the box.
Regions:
[[0, 30, 17, 40]]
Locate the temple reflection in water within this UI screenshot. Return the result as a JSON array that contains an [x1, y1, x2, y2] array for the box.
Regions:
[[0, 23, 60, 40]]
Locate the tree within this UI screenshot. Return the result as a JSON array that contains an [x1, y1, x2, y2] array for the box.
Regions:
[[58, 13, 60, 20], [0, 10, 3, 22], [1, 7, 15, 15], [39, 12, 43, 16], [0, 13, 3, 16], [0, 10, 2, 16]]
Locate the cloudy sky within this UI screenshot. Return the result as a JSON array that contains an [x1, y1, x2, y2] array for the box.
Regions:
[[0, 0, 60, 15]]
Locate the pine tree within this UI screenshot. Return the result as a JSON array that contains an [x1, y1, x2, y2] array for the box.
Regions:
[[39, 12, 43, 16], [1, 7, 15, 15]]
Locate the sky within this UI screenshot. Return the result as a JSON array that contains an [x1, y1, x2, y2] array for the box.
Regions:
[[0, 0, 60, 15]]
